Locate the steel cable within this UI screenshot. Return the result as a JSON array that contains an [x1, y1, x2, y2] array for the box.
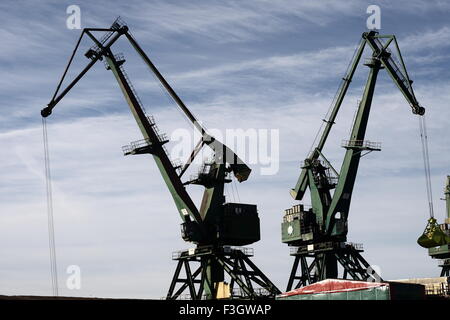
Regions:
[[419, 115, 434, 218], [42, 118, 59, 296]]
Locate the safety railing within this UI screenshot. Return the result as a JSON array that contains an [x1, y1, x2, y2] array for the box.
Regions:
[[373, 37, 413, 93], [188, 161, 214, 181], [146, 115, 155, 126], [300, 158, 327, 168], [119, 65, 146, 114], [103, 52, 125, 69], [363, 57, 380, 66], [171, 158, 182, 173], [171, 250, 184, 260], [231, 287, 271, 298], [171, 246, 254, 259], [289, 247, 301, 255], [121, 138, 151, 155], [346, 242, 364, 251], [223, 246, 254, 257], [88, 18, 126, 57], [283, 212, 300, 223]]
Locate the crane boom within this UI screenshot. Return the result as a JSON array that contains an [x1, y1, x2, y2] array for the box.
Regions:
[[291, 31, 425, 202], [291, 38, 366, 201], [103, 50, 204, 228], [325, 57, 382, 235]]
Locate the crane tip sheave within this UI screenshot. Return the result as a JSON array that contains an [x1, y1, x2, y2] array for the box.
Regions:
[[41, 106, 52, 118]]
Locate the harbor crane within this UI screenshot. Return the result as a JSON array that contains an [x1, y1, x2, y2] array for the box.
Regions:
[[41, 18, 280, 300], [422, 176, 450, 276], [282, 31, 427, 291]]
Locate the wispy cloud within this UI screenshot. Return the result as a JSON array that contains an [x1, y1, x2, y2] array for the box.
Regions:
[[117, 0, 364, 42], [401, 26, 450, 52]]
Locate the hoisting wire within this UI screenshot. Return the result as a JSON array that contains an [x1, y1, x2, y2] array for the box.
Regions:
[[42, 117, 59, 296], [228, 178, 236, 202], [418, 115, 434, 218], [232, 176, 241, 203], [224, 183, 231, 202], [415, 114, 449, 249]]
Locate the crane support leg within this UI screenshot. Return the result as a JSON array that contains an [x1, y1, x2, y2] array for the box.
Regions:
[[286, 242, 381, 291], [167, 246, 280, 300]]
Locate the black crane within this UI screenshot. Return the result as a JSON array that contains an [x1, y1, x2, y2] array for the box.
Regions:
[[42, 18, 280, 300]]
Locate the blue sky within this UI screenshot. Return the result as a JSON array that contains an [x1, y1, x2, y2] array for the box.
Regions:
[[0, 0, 449, 298]]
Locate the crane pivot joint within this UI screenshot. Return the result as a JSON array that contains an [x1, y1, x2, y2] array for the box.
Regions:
[[414, 106, 426, 116]]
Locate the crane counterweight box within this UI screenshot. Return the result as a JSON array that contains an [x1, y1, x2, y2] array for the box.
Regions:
[[281, 205, 315, 244], [218, 203, 260, 246]]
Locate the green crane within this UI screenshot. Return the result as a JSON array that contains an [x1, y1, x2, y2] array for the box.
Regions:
[[282, 31, 425, 291], [426, 176, 450, 276], [446, 177, 450, 223], [42, 18, 279, 300]]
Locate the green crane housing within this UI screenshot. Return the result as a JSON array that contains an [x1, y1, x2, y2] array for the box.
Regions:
[[282, 31, 426, 291], [42, 18, 279, 300]]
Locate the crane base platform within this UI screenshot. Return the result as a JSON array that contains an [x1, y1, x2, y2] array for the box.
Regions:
[[166, 246, 280, 300], [286, 241, 381, 291], [438, 259, 450, 277]]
